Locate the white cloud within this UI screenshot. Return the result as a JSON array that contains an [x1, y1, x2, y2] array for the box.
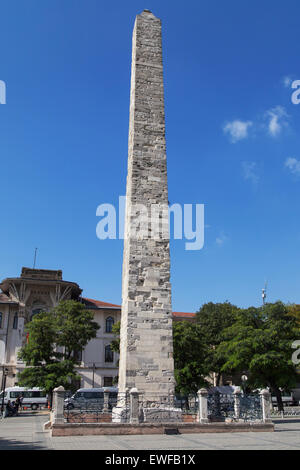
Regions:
[[216, 232, 228, 246], [242, 161, 259, 185], [223, 106, 290, 142], [282, 76, 292, 88], [285, 157, 300, 176], [223, 120, 253, 143], [265, 106, 289, 137]]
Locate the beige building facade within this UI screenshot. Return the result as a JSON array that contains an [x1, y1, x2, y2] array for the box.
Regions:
[[0, 267, 193, 390]]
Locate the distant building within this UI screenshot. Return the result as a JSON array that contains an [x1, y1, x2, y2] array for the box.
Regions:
[[0, 268, 195, 389]]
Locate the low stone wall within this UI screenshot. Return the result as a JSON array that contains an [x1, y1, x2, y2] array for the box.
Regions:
[[51, 421, 274, 437], [182, 414, 197, 423], [64, 412, 112, 423], [65, 413, 194, 424]]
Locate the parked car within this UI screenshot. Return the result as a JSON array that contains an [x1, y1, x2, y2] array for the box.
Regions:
[[64, 387, 118, 410], [271, 391, 299, 407], [0, 387, 47, 410]]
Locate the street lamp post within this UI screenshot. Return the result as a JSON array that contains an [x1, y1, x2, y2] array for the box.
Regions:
[[92, 363, 95, 388], [1, 367, 9, 415]]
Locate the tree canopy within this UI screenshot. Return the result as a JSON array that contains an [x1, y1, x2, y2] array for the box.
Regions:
[[218, 301, 299, 410], [196, 302, 238, 385], [173, 320, 208, 395], [106, 300, 300, 407], [18, 300, 99, 398]]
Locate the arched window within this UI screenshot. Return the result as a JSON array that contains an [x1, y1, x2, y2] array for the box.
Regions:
[[13, 313, 18, 329], [105, 316, 114, 333], [0, 312, 3, 328], [104, 345, 114, 363], [30, 308, 43, 321]]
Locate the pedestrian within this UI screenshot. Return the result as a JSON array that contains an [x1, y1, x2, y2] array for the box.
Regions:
[[5, 401, 15, 417], [14, 395, 21, 415], [19, 395, 24, 410]]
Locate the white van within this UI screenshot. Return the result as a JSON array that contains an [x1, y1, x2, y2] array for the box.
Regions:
[[0, 387, 48, 410], [64, 387, 118, 410]]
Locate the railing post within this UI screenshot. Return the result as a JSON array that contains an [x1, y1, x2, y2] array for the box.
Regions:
[[233, 389, 241, 420], [52, 386, 65, 425], [260, 389, 272, 423], [103, 389, 110, 412], [197, 388, 209, 423], [130, 387, 139, 424]]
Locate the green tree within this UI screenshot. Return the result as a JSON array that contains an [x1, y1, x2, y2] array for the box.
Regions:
[[196, 302, 238, 385], [110, 321, 121, 385], [218, 301, 299, 411], [18, 300, 99, 404], [111, 320, 208, 395], [173, 321, 208, 395], [286, 304, 300, 327], [110, 321, 121, 353]]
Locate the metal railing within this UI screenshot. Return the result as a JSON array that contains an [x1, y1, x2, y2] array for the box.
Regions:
[[207, 393, 235, 420], [239, 394, 263, 421], [207, 392, 263, 422], [136, 392, 194, 423], [52, 387, 271, 425], [64, 392, 129, 423], [270, 406, 300, 417]]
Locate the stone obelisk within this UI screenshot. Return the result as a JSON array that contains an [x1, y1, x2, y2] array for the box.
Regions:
[[117, 10, 175, 409]]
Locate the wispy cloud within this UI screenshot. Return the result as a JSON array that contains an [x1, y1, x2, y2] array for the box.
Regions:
[[223, 105, 290, 143], [242, 161, 259, 185], [265, 106, 289, 137], [285, 157, 300, 177], [223, 120, 253, 143], [282, 76, 292, 88], [216, 231, 228, 246]]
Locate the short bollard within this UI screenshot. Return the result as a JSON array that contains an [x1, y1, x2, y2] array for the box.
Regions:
[[197, 388, 209, 424], [260, 389, 272, 423], [52, 386, 65, 425], [233, 389, 241, 420], [130, 388, 139, 424]]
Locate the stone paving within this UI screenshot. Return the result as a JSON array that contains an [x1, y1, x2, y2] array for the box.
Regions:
[[0, 412, 300, 450]]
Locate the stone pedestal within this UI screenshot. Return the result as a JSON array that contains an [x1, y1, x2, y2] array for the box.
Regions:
[[112, 389, 130, 423]]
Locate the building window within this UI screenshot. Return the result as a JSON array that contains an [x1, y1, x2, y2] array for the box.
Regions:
[[30, 308, 43, 321], [104, 345, 114, 363], [73, 350, 82, 362], [0, 312, 2, 328], [105, 316, 114, 333], [103, 377, 113, 387], [13, 313, 18, 329]]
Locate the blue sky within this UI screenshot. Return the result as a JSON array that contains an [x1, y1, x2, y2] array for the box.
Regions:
[[0, 0, 300, 312]]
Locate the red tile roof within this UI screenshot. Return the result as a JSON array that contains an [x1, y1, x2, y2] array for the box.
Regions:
[[82, 298, 195, 319], [172, 311, 196, 319], [82, 298, 121, 309]]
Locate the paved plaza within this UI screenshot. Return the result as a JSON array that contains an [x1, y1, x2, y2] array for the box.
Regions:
[[0, 412, 299, 450]]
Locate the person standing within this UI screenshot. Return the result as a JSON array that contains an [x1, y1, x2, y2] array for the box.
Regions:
[[14, 395, 22, 415]]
